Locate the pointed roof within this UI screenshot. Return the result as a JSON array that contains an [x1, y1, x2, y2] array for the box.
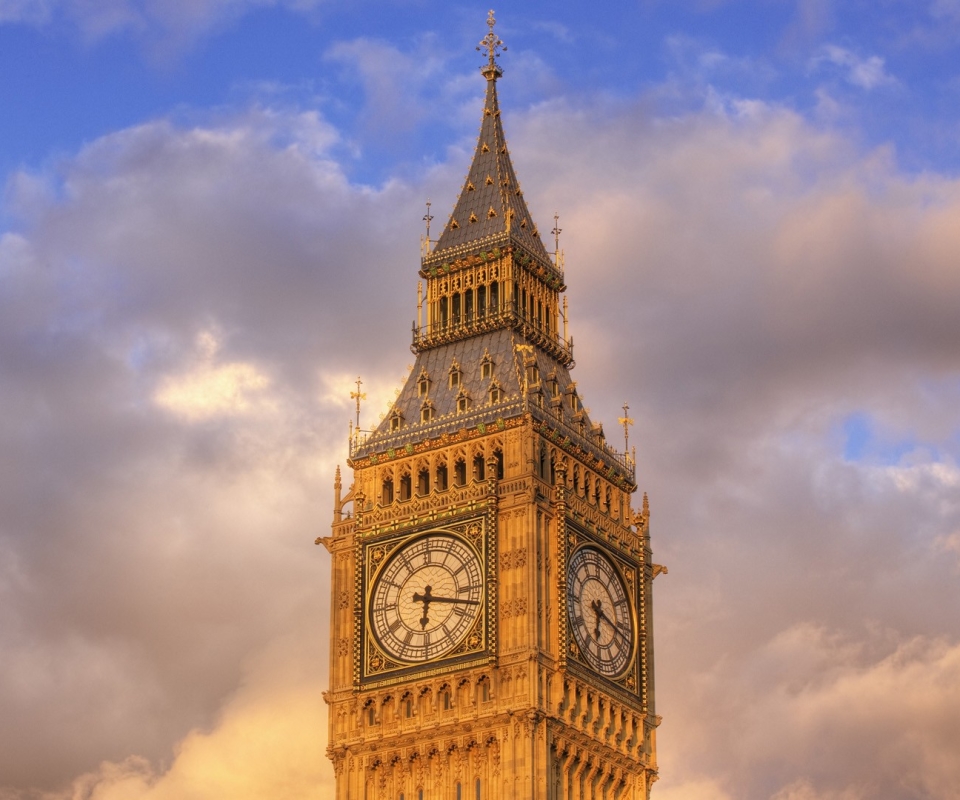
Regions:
[[430, 26, 550, 262]]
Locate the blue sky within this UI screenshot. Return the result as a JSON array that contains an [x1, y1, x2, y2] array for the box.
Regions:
[[2, 2, 960, 799], [4, 1, 960, 185]]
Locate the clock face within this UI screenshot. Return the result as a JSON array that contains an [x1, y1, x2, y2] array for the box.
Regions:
[[566, 545, 635, 678], [369, 533, 484, 663]]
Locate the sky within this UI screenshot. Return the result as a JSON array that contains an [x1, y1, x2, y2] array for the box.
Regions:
[[1, 1, 960, 798]]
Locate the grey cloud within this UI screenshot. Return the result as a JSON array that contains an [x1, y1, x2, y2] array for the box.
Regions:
[[2, 85, 960, 798]]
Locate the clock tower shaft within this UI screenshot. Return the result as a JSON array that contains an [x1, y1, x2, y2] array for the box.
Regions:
[[320, 13, 661, 799]]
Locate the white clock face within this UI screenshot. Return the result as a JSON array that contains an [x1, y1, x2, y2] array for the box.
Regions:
[[566, 545, 635, 678], [369, 533, 484, 663]]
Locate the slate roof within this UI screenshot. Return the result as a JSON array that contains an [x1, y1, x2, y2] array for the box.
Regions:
[[351, 39, 636, 486], [431, 68, 551, 262], [357, 329, 579, 449]]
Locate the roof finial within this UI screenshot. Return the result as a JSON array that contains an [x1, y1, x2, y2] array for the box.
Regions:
[[477, 10, 506, 79], [618, 402, 634, 454], [350, 376, 365, 431], [423, 200, 434, 240]]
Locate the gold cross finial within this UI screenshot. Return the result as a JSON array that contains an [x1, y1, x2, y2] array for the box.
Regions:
[[618, 402, 634, 452], [477, 10, 506, 78], [350, 376, 366, 430], [422, 200, 433, 240]]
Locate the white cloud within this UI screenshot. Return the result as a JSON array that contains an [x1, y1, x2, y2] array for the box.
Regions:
[[814, 45, 898, 90], [0, 0, 327, 56]]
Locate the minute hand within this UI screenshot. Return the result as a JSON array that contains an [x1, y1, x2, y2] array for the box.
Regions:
[[412, 592, 480, 605]]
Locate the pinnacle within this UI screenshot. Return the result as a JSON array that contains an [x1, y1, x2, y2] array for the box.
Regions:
[[431, 60, 550, 261]]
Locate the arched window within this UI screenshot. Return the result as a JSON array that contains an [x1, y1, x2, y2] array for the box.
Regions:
[[480, 352, 494, 380], [399, 474, 412, 501], [490, 281, 499, 312], [452, 293, 461, 325], [421, 401, 435, 423], [477, 285, 487, 317], [439, 296, 449, 329], [382, 478, 394, 505], [473, 454, 485, 481], [417, 371, 431, 397], [465, 288, 474, 322], [436, 463, 448, 491], [454, 460, 467, 487], [417, 468, 430, 496]]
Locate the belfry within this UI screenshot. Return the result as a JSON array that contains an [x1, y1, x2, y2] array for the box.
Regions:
[[320, 12, 661, 799]]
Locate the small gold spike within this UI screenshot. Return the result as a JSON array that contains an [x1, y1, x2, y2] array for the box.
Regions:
[[488, 206, 497, 218], [451, 218, 460, 229], [466, 181, 475, 192], [520, 218, 527, 228], [485, 175, 494, 185], [481, 142, 490, 153], [469, 212, 478, 223]]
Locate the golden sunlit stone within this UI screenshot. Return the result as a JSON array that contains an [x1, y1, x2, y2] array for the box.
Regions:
[[321, 13, 660, 799]]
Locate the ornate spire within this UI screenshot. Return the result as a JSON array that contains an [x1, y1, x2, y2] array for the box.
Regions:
[[431, 11, 549, 261], [477, 9, 506, 81]]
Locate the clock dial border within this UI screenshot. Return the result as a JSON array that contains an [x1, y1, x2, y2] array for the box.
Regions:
[[359, 516, 494, 687], [562, 524, 643, 695], [368, 532, 484, 663]]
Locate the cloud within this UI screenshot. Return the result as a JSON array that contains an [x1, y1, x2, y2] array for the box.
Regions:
[[0, 106, 419, 791], [2, 71, 960, 800], [507, 93, 960, 797], [57, 635, 333, 800], [813, 44, 898, 90], [153, 330, 274, 420], [0, 0, 327, 58]]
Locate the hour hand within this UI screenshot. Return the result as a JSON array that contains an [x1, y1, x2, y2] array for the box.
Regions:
[[420, 595, 480, 605]]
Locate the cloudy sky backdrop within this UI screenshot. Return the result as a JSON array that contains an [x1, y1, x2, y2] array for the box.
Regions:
[[2, 1, 960, 798]]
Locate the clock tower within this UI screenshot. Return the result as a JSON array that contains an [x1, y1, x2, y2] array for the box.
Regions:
[[320, 12, 661, 799]]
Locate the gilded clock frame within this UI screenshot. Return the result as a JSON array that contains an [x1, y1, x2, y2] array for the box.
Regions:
[[357, 512, 498, 688], [562, 520, 643, 697]]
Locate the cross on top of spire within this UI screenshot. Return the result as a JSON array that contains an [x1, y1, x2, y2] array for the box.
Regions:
[[477, 9, 506, 79]]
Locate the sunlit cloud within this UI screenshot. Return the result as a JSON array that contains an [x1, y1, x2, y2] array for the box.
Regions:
[[154, 330, 274, 421]]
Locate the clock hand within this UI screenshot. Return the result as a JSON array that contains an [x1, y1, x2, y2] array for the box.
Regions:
[[412, 588, 480, 605], [591, 599, 604, 640], [418, 595, 481, 605], [412, 584, 435, 629], [591, 599, 623, 643]]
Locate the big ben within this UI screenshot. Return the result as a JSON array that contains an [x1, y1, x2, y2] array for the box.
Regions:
[[320, 12, 661, 799]]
